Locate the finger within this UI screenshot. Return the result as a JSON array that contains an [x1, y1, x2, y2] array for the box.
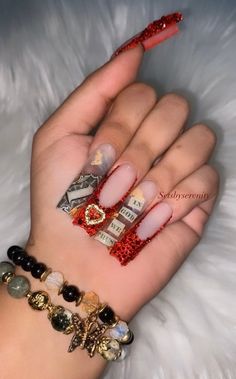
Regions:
[[160, 165, 219, 229], [144, 123, 217, 196], [73, 93, 188, 237], [57, 82, 156, 215], [34, 46, 144, 155], [93, 123, 214, 248], [108, 164, 219, 265], [89, 82, 157, 156], [112, 93, 189, 178]]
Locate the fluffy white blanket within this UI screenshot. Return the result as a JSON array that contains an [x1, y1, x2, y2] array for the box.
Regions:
[[0, 0, 235, 378]]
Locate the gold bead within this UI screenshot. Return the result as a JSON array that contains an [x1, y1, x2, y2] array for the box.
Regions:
[[2, 272, 15, 284], [28, 291, 50, 311]]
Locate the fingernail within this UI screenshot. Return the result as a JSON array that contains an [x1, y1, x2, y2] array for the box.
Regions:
[[112, 12, 183, 57], [57, 144, 116, 215], [94, 180, 157, 248], [99, 164, 137, 207], [110, 202, 172, 265], [72, 164, 137, 236]]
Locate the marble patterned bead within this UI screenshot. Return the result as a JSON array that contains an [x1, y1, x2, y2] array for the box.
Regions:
[[98, 337, 121, 361], [109, 321, 129, 341], [7, 275, 30, 298], [0, 262, 15, 282], [45, 271, 64, 291], [117, 346, 129, 361]]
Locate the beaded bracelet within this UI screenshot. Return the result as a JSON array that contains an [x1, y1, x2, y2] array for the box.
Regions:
[[0, 260, 131, 361], [7, 246, 133, 344]]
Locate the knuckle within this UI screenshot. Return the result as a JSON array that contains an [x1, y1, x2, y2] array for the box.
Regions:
[[202, 165, 220, 188], [194, 124, 217, 146], [128, 82, 157, 103], [161, 93, 189, 114], [131, 141, 154, 163]]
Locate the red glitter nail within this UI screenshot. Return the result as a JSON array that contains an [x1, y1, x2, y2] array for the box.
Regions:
[[113, 12, 183, 57], [110, 211, 172, 266]]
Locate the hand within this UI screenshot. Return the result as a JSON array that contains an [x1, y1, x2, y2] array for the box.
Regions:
[[0, 45, 219, 379], [27, 45, 218, 325]]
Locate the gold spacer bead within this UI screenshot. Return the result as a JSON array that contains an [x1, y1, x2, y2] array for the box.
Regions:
[[109, 315, 120, 328], [98, 303, 107, 313], [63, 324, 75, 335], [26, 291, 33, 299], [75, 291, 85, 307], [40, 268, 52, 282], [2, 272, 15, 284], [58, 280, 68, 296]]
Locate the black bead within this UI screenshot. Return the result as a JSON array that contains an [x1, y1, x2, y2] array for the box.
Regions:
[[99, 306, 116, 325], [31, 263, 47, 279], [62, 285, 80, 302], [51, 312, 71, 332], [7, 245, 25, 261], [21, 256, 37, 272], [12, 250, 26, 266]]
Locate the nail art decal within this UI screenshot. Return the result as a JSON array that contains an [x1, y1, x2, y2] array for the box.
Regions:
[[94, 181, 157, 248], [72, 164, 137, 236], [57, 144, 116, 215], [110, 202, 172, 265], [113, 12, 183, 57]]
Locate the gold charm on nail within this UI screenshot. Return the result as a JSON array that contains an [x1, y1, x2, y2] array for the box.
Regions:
[[85, 204, 106, 225]]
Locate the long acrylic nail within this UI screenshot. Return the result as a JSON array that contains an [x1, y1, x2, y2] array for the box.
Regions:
[[94, 180, 157, 248], [57, 144, 116, 215], [110, 202, 173, 265], [72, 164, 137, 236], [112, 12, 183, 57]]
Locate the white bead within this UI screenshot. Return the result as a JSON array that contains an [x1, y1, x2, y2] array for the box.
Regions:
[[109, 321, 129, 341], [45, 271, 64, 290]]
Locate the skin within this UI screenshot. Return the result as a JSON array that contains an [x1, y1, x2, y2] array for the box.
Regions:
[[0, 45, 219, 379]]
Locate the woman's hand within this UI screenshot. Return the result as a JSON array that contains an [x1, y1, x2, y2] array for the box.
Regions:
[[27, 45, 218, 325], [0, 45, 219, 379]]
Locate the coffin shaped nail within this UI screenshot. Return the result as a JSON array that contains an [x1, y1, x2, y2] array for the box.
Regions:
[[112, 12, 183, 57], [72, 164, 137, 236], [94, 181, 157, 248], [110, 202, 172, 265], [57, 144, 116, 215]]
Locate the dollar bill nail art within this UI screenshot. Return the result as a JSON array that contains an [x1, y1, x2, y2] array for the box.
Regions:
[[57, 144, 116, 215], [94, 180, 157, 248]]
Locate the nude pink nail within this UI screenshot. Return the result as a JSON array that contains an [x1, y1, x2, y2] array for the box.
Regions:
[[99, 164, 137, 208]]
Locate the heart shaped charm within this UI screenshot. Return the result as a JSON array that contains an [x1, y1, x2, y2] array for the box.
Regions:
[[85, 204, 106, 225]]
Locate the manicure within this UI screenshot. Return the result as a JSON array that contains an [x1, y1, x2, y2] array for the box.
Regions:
[[72, 163, 137, 236], [112, 12, 183, 57], [57, 143, 116, 215], [110, 202, 173, 265], [94, 180, 157, 247], [99, 164, 137, 208]]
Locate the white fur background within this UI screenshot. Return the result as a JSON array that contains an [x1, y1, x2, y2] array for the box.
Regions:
[[0, 0, 236, 378]]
